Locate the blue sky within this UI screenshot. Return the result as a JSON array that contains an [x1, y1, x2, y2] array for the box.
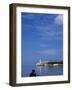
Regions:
[[21, 13, 63, 63]]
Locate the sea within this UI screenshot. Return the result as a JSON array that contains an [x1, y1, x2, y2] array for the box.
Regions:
[[21, 61, 63, 77]]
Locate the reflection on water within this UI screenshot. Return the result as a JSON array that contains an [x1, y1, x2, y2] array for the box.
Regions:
[[36, 65, 63, 76]]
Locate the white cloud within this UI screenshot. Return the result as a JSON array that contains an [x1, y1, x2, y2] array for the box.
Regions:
[[40, 44, 48, 47], [54, 15, 63, 25], [37, 49, 58, 55], [36, 25, 63, 40]]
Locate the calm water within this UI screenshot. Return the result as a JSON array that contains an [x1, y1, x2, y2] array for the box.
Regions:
[[22, 62, 63, 77]]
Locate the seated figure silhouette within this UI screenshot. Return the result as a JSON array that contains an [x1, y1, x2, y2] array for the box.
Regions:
[[29, 69, 36, 77]]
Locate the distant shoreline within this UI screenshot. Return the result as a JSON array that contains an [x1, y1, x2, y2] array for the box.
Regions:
[[36, 60, 63, 67]]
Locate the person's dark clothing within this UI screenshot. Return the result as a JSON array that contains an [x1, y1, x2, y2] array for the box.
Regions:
[[29, 69, 36, 77]]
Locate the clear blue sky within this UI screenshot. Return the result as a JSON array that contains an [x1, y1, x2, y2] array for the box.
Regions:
[[21, 13, 63, 64]]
